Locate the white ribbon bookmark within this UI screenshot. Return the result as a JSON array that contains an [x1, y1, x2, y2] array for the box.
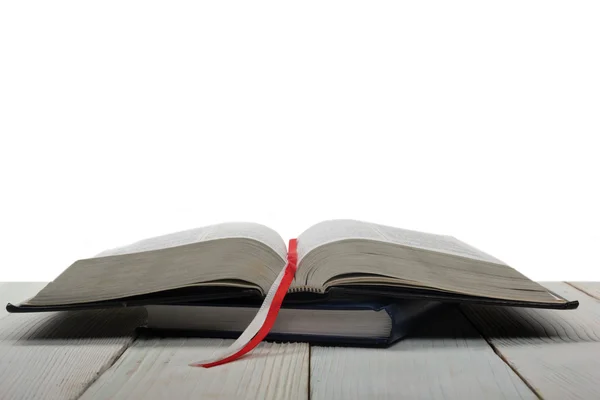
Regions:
[[190, 239, 298, 368]]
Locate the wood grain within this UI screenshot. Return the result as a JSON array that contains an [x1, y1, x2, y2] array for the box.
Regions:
[[462, 282, 600, 399], [311, 306, 536, 400], [0, 282, 48, 319], [80, 337, 309, 400], [0, 303, 145, 400], [568, 281, 600, 300]]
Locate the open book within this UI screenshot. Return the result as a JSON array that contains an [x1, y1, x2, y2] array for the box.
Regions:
[[7, 220, 578, 313]]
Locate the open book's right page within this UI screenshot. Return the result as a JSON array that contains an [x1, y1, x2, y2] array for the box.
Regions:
[[297, 219, 503, 264], [296, 220, 565, 304]]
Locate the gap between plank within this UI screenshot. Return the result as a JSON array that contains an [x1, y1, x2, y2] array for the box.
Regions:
[[75, 330, 141, 399], [565, 281, 600, 301], [307, 344, 311, 400], [457, 307, 544, 400]]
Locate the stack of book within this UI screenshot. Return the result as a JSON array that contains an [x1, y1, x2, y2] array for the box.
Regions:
[[7, 219, 577, 345]]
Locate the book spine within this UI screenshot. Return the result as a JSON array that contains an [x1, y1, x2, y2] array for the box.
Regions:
[[287, 286, 325, 294], [385, 301, 445, 345]]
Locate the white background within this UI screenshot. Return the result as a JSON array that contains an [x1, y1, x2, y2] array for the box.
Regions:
[[1, 1, 598, 282]]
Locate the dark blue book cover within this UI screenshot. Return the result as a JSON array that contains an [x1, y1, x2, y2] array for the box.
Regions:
[[141, 300, 446, 347]]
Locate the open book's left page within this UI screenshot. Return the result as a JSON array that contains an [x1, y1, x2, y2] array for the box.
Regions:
[[22, 223, 287, 307]]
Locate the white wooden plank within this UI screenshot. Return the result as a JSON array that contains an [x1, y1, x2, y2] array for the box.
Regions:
[[0, 282, 48, 319], [462, 282, 600, 400], [0, 307, 146, 400], [568, 281, 600, 300], [311, 307, 536, 400], [80, 338, 309, 400]]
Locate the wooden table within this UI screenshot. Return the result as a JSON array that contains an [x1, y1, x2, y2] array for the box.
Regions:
[[1, 282, 599, 399]]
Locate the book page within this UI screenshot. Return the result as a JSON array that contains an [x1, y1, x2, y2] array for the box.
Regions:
[[297, 220, 385, 260], [298, 219, 504, 264], [374, 223, 505, 265], [296, 220, 563, 304], [97, 222, 287, 261], [25, 222, 287, 306]]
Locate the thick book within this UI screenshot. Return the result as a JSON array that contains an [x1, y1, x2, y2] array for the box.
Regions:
[[142, 300, 445, 346], [7, 219, 578, 313]]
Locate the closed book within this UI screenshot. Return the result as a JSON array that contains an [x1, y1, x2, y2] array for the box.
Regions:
[[142, 300, 445, 346]]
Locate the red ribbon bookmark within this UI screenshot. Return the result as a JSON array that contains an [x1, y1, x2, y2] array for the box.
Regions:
[[190, 238, 298, 368]]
